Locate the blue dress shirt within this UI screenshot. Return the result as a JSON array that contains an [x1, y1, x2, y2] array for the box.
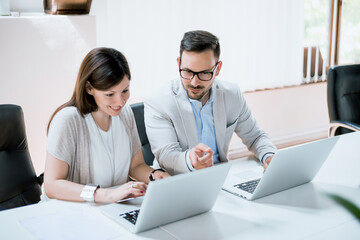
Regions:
[[185, 88, 220, 171], [184, 87, 273, 171]]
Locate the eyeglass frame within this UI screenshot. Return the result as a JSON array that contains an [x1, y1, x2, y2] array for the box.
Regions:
[[178, 60, 219, 81]]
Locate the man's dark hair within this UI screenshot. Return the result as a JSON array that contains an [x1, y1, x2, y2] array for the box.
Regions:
[[180, 30, 220, 61]]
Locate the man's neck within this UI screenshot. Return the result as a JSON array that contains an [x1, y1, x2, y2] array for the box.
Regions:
[[188, 88, 213, 107], [200, 91, 210, 106]]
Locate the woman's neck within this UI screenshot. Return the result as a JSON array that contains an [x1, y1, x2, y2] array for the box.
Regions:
[[91, 111, 111, 131]]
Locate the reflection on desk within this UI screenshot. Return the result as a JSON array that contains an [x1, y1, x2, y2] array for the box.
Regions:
[[161, 182, 359, 240], [1, 132, 360, 240]]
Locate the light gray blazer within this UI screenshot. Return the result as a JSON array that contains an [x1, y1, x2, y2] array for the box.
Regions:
[[144, 79, 276, 175]]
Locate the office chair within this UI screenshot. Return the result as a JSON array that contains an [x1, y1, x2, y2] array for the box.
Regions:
[[130, 102, 155, 166], [0, 104, 43, 210], [327, 64, 360, 137]]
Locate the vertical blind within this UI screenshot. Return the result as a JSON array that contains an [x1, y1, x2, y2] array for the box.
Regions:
[[101, 0, 305, 98], [303, 0, 331, 83]]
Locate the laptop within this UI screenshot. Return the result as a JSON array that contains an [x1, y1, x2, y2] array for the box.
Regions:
[[101, 162, 231, 233], [222, 136, 339, 201]]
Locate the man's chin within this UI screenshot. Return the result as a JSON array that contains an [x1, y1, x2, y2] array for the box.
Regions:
[[188, 93, 202, 101], [185, 89, 200, 98]]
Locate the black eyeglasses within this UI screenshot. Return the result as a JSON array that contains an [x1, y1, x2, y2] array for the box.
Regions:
[[179, 61, 219, 81]]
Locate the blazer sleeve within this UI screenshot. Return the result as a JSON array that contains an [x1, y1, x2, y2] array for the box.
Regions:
[[144, 99, 190, 175], [233, 88, 277, 161]]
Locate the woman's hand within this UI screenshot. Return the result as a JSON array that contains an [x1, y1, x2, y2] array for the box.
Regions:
[[105, 181, 147, 202]]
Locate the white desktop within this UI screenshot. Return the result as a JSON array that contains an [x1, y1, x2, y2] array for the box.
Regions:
[[1, 131, 360, 240]]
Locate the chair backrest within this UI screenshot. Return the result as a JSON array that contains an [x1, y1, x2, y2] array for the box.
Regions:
[[327, 64, 360, 135], [130, 102, 155, 166], [0, 104, 42, 210]]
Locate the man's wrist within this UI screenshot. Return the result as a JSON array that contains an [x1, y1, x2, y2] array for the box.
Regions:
[[261, 153, 274, 164], [149, 168, 166, 181], [185, 150, 196, 171]]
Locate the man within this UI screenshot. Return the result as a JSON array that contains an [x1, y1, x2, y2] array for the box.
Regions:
[[145, 30, 276, 175]]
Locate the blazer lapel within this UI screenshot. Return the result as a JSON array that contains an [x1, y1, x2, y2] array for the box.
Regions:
[[173, 80, 198, 148], [213, 82, 226, 159]]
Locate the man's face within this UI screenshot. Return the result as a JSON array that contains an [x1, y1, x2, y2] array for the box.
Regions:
[[178, 50, 222, 104]]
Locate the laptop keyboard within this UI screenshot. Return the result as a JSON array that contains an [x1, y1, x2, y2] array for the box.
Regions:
[[234, 178, 261, 194], [120, 209, 140, 225]]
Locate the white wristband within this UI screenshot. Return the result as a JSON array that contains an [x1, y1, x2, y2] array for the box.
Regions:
[[80, 184, 99, 203]]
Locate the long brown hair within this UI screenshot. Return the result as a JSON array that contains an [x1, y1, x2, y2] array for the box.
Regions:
[[47, 47, 131, 132]]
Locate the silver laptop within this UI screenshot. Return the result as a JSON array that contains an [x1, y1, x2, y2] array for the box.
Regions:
[[101, 162, 231, 233], [222, 136, 339, 201]]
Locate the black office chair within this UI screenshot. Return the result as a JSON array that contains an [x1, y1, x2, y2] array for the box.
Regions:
[[130, 102, 155, 166], [327, 64, 360, 137], [0, 104, 43, 210]]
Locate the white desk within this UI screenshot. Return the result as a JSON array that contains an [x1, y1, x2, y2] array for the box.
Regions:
[[1, 132, 360, 239], [0, 200, 177, 240]]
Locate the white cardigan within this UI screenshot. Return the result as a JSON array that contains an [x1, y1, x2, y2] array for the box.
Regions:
[[46, 105, 141, 185]]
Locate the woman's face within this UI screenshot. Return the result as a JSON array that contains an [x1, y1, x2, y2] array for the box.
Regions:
[[87, 76, 130, 117]]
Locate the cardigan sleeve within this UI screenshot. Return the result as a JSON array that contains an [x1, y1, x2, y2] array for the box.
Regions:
[[46, 107, 79, 166]]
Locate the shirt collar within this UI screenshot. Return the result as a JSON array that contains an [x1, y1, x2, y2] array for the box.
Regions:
[[187, 85, 215, 111]]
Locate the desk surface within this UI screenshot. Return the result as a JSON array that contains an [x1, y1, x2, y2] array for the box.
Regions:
[[1, 132, 360, 240]]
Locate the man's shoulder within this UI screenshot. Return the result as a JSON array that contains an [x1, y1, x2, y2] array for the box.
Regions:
[[213, 80, 242, 99], [214, 80, 240, 93], [145, 79, 179, 104]]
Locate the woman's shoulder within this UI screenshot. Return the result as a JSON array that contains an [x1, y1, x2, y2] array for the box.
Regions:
[[51, 106, 84, 128], [120, 104, 134, 118], [54, 106, 81, 119], [53, 106, 74, 115], [118, 104, 135, 127]]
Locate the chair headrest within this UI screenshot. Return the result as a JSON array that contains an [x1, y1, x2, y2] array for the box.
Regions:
[[0, 104, 28, 151]]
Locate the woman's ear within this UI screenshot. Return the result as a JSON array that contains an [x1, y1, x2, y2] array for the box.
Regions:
[[86, 81, 93, 95]]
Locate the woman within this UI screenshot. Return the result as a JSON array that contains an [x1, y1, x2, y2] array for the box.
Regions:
[[42, 47, 170, 203]]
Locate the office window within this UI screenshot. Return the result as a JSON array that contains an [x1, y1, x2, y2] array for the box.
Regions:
[[303, 0, 331, 83], [338, 0, 360, 65]]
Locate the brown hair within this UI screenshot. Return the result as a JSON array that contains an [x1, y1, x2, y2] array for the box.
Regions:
[[180, 30, 220, 61], [47, 47, 131, 132]]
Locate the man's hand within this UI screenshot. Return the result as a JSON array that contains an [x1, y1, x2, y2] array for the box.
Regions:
[[263, 155, 273, 170], [153, 170, 171, 180], [189, 143, 214, 170]]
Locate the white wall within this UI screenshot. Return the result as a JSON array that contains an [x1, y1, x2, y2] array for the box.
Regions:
[[0, 0, 330, 174], [9, 0, 43, 12], [0, 15, 96, 174], [92, 0, 304, 97], [229, 82, 329, 159]]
